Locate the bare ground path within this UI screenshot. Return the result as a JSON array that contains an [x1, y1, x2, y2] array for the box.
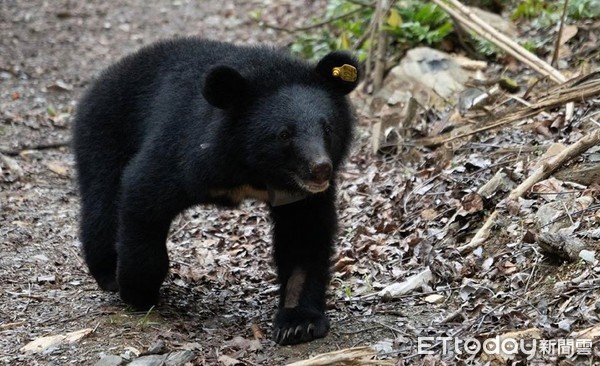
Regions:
[[1, 1, 432, 364], [5, 1, 598, 365]]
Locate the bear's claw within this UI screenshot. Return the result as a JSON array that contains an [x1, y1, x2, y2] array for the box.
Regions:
[[273, 307, 329, 345]]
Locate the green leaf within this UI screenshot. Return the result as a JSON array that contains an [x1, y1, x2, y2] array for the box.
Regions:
[[339, 31, 351, 50], [387, 9, 402, 28], [47, 105, 57, 117]]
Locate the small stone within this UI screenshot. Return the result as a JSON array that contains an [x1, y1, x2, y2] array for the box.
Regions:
[[95, 354, 123, 366], [165, 351, 195, 365], [128, 355, 164, 366], [128, 351, 195, 366], [579, 250, 597, 264], [32, 254, 50, 262], [424, 294, 445, 304], [36, 275, 56, 283], [145, 340, 166, 355]]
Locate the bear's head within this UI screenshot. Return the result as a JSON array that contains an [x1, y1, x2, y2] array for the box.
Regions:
[[203, 51, 360, 195]]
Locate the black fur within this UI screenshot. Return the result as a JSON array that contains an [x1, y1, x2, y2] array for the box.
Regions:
[[73, 38, 359, 345]]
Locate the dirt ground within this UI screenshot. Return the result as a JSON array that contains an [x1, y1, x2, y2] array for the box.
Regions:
[[1, 1, 599, 365], [0, 1, 427, 364]]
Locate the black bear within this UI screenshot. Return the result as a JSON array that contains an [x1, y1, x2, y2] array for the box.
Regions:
[[73, 37, 359, 345]]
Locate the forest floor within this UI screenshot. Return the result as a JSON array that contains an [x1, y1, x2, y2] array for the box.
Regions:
[[1, 1, 599, 365]]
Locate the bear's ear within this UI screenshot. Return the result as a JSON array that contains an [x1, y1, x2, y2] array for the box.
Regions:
[[202, 65, 247, 109], [315, 51, 360, 95]]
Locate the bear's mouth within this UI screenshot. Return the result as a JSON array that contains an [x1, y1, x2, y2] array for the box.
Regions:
[[292, 175, 330, 193]]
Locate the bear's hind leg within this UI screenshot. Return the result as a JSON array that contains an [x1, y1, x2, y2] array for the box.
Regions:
[[270, 188, 337, 345], [77, 159, 126, 292], [116, 212, 172, 310], [115, 165, 179, 310], [80, 197, 119, 292]]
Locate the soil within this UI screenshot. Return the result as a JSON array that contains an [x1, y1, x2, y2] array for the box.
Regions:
[[0, 1, 431, 364]]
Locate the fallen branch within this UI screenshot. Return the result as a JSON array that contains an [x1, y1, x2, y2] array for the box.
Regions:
[[0, 140, 71, 156], [417, 72, 600, 147], [506, 130, 600, 199], [458, 128, 600, 253], [431, 0, 575, 120], [285, 347, 394, 366], [431, 0, 565, 83]]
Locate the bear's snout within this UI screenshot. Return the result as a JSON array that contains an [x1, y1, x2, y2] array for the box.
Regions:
[[310, 159, 332, 183]]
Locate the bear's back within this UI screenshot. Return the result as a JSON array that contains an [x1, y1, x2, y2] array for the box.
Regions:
[[75, 38, 315, 130], [93, 38, 313, 95]]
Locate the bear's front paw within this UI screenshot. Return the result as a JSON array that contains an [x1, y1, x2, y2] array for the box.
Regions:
[[119, 286, 159, 311], [96, 276, 119, 292], [273, 307, 330, 345]]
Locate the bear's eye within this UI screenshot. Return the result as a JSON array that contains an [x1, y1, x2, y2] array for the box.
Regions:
[[278, 129, 292, 141], [323, 122, 333, 136]]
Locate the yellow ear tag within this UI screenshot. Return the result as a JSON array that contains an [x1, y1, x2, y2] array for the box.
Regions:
[[332, 64, 357, 82]]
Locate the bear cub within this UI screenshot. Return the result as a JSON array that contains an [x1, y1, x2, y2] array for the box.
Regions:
[[73, 37, 359, 345]]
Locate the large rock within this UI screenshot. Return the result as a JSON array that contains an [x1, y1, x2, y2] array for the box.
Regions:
[[384, 47, 484, 109], [368, 48, 486, 154]]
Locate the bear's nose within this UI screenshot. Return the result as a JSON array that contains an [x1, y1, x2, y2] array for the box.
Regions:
[[310, 161, 332, 183]]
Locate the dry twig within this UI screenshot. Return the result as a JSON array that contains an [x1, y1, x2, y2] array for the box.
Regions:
[[430, 0, 575, 120], [0, 141, 71, 156], [551, 0, 570, 67], [431, 0, 565, 83], [458, 128, 600, 253], [258, 7, 364, 33], [363, 0, 382, 92], [372, 0, 390, 92], [418, 72, 600, 147], [285, 347, 394, 366]]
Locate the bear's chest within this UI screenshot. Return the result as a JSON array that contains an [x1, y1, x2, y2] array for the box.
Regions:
[[209, 185, 269, 205], [208, 185, 308, 207]]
